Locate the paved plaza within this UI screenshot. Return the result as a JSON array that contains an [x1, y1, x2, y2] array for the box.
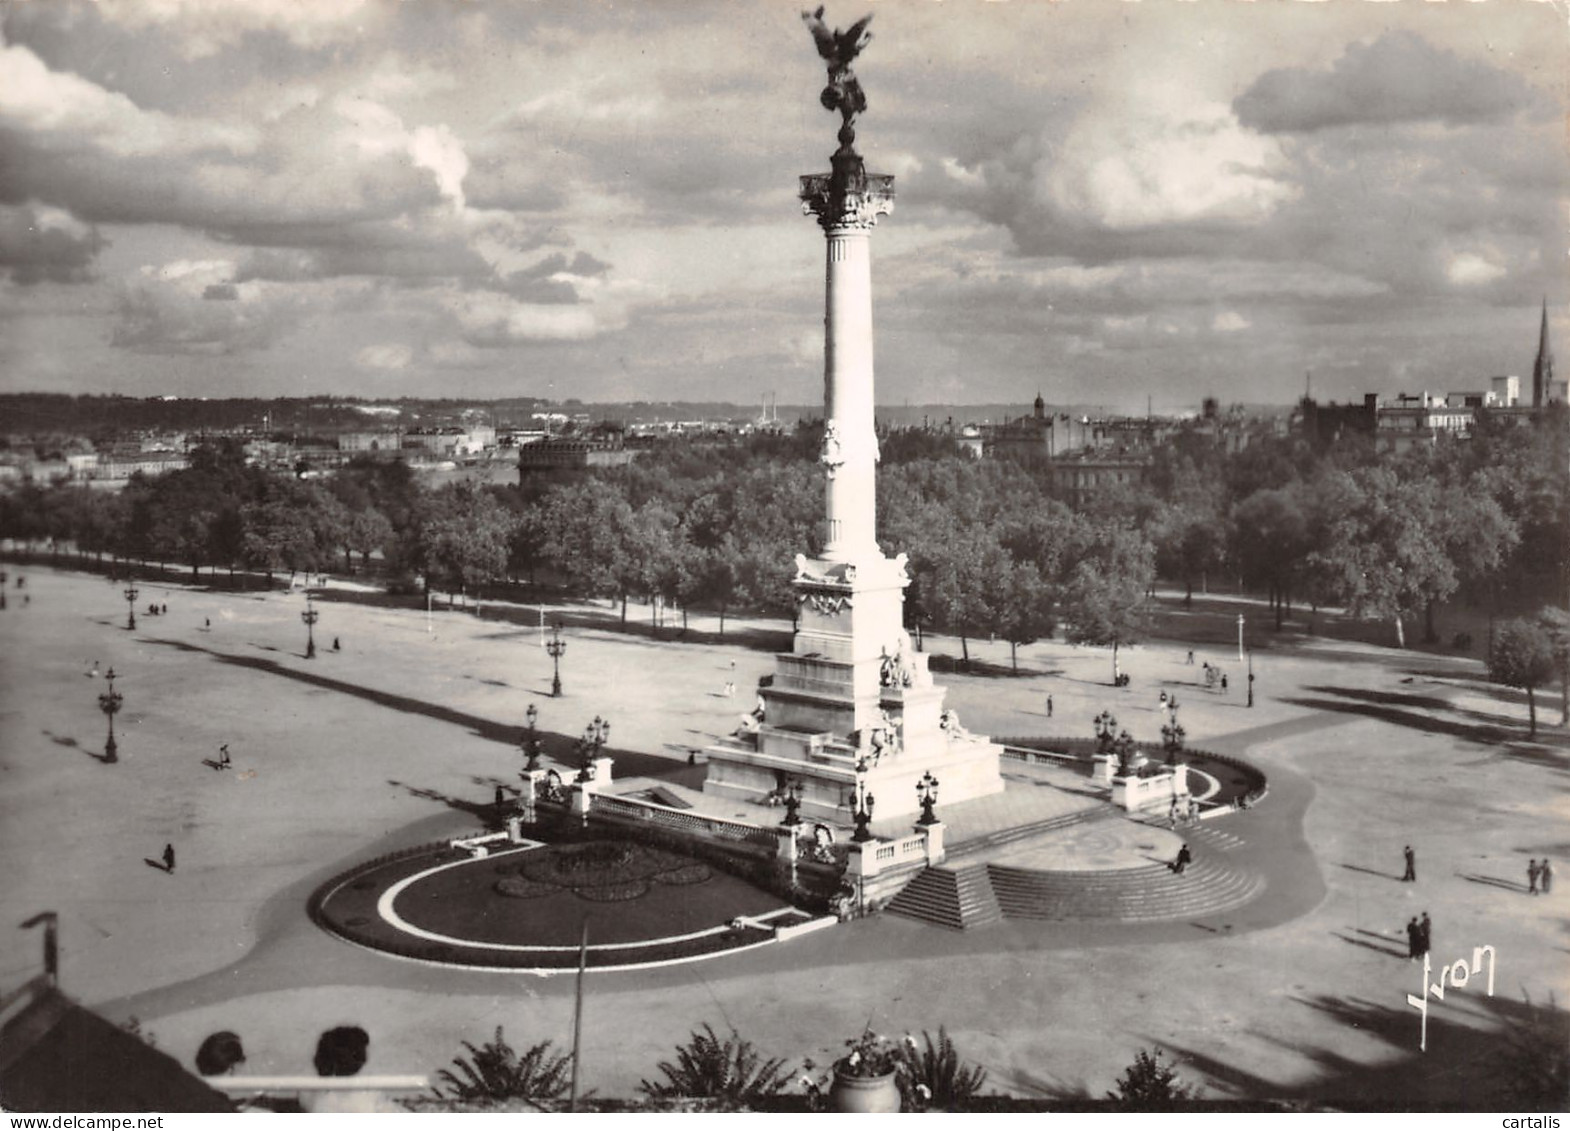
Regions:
[[1, 565, 1566, 1108]]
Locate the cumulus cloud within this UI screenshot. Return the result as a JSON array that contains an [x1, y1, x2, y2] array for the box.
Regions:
[[355, 343, 413, 370], [442, 288, 626, 346], [1446, 252, 1507, 287], [1047, 100, 1296, 231], [0, 32, 256, 158], [94, 0, 374, 60], [1235, 31, 1539, 134], [0, 201, 104, 284], [111, 277, 302, 353]]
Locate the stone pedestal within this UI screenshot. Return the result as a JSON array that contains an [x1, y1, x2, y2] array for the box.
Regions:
[[1110, 763, 1192, 812], [920, 821, 946, 865]]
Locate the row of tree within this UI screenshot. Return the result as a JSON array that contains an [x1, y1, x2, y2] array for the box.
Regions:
[[1, 413, 1565, 678]]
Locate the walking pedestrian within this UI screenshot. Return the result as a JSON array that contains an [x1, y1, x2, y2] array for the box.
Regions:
[[1419, 912, 1431, 956], [332, 636, 341, 652], [1046, 694, 1053, 718], [218, 744, 230, 769], [1542, 859, 1554, 894], [1528, 859, 1540, 895], [204, 617, 210, 629], [1221, 673, 1229, 693], [1186, 650, 1195, 665], [162, 843, 176, 873], [1402, 845, 1416, 882], [1168, 800, 1179, 829], [1172, 843, 1192, 874], [1406, 916, 1421, 960]]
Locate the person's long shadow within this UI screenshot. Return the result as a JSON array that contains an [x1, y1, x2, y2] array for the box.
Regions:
[[1339, 863, 1405, 882], [145, 636, 682, 780], [143, 858, 173, 873], [1332, 930, 1406, 958], [44, 729, 109, 763], [386, 779, 495, 820], [1459, 872, 1528, 893], [51, 730, 115, 765]]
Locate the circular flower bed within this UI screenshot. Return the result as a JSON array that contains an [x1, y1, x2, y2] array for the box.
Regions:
[[493, 841, 713, 902]]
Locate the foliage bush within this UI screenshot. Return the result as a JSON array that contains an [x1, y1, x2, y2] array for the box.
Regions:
[[898, 1027, 988, 1111], [639, 1024, 791, 1103], [434, 1027, 571, 1104], [1109, 1047, 1197, 1109]]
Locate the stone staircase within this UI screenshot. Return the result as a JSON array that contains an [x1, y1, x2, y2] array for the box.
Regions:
[[943, 803, 1118, 864], [987, 853, 1263, 923], [883, 861, 1003, 930]]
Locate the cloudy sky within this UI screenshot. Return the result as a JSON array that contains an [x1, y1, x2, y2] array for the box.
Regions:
[[1, 0, 1565, 412]]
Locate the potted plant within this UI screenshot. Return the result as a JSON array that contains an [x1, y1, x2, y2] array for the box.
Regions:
[[816, 1028, 903, 1113]]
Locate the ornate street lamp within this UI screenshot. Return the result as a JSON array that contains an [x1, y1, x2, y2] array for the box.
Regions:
[[915, 771, 940, 826], [546, 623, 567, 698], [576, 715, 609, 782], [780, 779, 804, 828], [851, 757, 876, 842], [1113, 729, 1137, 776], [1094, 711, 1118, 754], [98, 667, 123, 763], [301, 594, 319, 659], [522, 702, 541, 771], [123, 583, 139, 630], [1161, 719, 1187, 765]]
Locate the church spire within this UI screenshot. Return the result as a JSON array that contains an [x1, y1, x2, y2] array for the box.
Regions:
[[1533, 297, 1554, 408]]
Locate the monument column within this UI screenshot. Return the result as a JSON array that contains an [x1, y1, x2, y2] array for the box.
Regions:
[[807, 184, 893, 561], [700, 8, 1004, 822]]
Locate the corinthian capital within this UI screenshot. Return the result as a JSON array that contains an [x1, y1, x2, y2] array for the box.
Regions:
[[800, 173, 896, 231]]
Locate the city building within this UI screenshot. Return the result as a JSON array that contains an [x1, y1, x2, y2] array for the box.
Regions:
[[516, 435, 637, 477]]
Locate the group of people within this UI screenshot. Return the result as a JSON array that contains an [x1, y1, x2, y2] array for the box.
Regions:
[[145, 602, 169, 616], [1406, 912, 1434, 959], [1201, 662, 1228, 693], [1528, 858, 1554, 894]]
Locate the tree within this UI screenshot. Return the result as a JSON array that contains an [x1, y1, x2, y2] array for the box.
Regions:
[[344, 507, 394, 574], [994, 560, 1054, 671], [1057, 525, 1154, 683], [417, 480, 514, 601], [1231, 484, 1313, 630], [1306, 468, 1455, 648], [1109, 1048, 1197, 1110], [1537, 607, 1570, 727], [1489, 618, 1557, 739]]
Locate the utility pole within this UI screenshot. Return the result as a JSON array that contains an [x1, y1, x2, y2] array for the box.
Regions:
[[569, 920, 588, 1112]]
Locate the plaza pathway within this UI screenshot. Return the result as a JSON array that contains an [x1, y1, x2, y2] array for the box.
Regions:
[[1, 566, 1565, 1108]]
